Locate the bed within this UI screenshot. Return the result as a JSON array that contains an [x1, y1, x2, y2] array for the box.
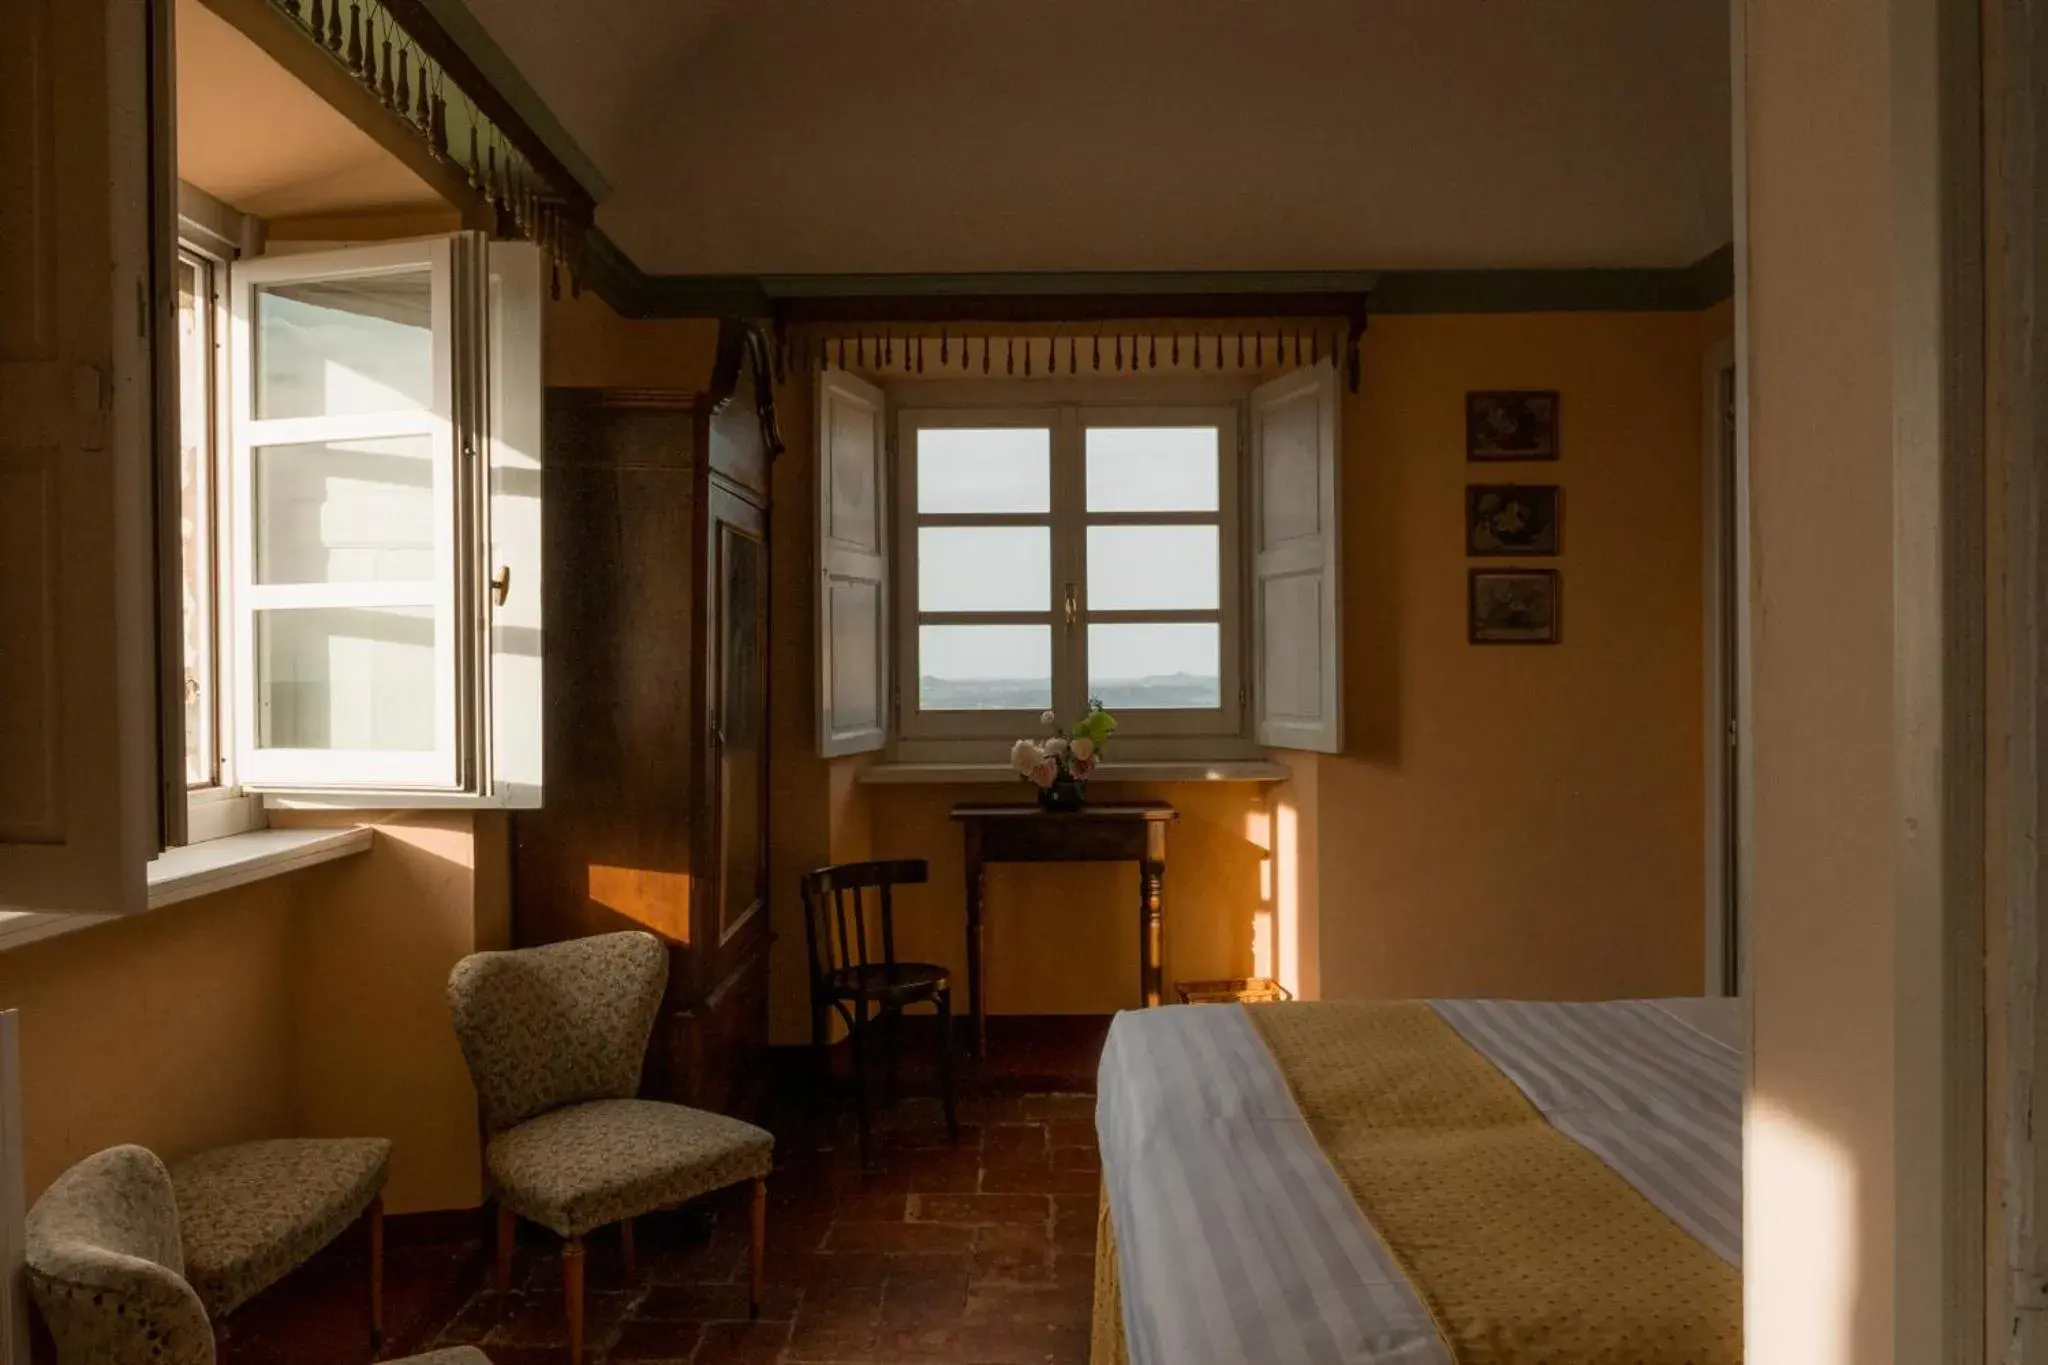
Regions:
[[1091, 997, 1742, 1365]]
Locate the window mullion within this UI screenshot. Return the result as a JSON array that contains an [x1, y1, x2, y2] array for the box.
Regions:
[[1055, 404, 1088, 719]]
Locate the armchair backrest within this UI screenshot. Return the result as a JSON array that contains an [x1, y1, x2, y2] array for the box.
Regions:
[[447, 930, 669, 1132], [25, 1144, 213, 1365]]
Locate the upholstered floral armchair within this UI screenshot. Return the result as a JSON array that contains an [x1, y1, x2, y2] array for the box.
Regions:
[[25, 1143, 491, 1365], [446, 930, 774, 1365]]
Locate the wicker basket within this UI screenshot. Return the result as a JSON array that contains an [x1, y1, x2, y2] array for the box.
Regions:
[[1174, 977, 1295, 1005]]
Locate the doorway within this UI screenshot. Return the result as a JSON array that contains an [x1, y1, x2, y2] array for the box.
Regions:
[[1704, 339, 1742, 998]]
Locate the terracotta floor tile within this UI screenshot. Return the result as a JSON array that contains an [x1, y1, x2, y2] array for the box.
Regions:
[[636, 1280, 796, 1322], [967, 1225, 1055, 1285], [834, 1190, 912, 1223], [826, 1221, 976, 1254], [980, 1125, 1050, 1164], [977, 1161, 1102, 1196], [1045, 1120, 1097, 1149], [693, 1318, 793, 1363], [1050, 1146, 1101, 1174], [606, 1316, 705, 1361], [762, 1249, 895, 1289], [912, 1193, 1051, 1227], [1018, 1095, 1097, 1122]]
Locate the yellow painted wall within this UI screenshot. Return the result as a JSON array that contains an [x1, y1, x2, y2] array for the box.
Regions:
[[0, 884, 296, 1202], [272, 812, 500, 1212], [1316, 311, 1711, 1000]]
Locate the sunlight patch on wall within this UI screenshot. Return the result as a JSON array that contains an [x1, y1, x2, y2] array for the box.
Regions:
[[1245, 805, 1275, 979], [1747, 1097, 1857, 1365], [586, 864, 690, 943]]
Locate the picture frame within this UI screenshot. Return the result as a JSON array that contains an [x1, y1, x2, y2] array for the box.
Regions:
[[1466, 484, 1561, 556], [1468, 568, 1561, 644], [1466, 390, 1560, 461]]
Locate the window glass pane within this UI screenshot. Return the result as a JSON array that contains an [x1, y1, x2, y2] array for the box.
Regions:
[[256, 271, 433, 419], [918, 625, 1051, 711], [917, 428, 1050, 513], [1086, 427, 1219, 512], [918, 527, 1050, 612], [1088, 623, 1222, 709], [1087, 526, 1219, 610], [256, 607, 438, 751], [254, 435, 437, 584], [177, 256, 216, 787]]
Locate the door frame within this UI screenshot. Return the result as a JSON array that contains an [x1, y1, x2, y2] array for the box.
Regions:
[[1701, 335, 1742, 999]]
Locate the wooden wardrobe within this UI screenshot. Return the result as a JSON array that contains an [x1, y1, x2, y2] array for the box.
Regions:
[[513, 324, 782, 1120]]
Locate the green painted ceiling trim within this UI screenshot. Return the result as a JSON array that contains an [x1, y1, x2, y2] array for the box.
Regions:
[[414, 0, 612, 202], [579, 230, 1736, 320]]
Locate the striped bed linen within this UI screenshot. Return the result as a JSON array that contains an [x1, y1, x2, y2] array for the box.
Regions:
[[1093, 998, 1743, 1365]]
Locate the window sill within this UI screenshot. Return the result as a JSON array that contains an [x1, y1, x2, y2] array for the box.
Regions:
[[855, 759, 1293, 786], [147, 826, 374, 909], [0, 828, 374, 956]]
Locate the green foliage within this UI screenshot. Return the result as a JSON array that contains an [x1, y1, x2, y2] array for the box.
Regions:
[[1071, 699, 1118, 750]]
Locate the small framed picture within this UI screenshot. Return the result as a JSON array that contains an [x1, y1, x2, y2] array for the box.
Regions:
[[1467, 390, 1560, 461], [1466, 484, 1561, 556], [1469, 568, 1561, 644]]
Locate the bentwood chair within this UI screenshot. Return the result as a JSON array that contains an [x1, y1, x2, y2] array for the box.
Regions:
[[26, 1143, 491, 1365], [447, 931, 774, 1365], [800, 859, 960, 1167]]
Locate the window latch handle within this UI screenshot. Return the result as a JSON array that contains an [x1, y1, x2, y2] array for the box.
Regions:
[[1064, 582, 1077, 631], [491, 566, 512, 607]]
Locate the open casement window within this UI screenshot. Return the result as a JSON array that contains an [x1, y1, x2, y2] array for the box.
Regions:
[[1250, 360, 1343, 754], [226, 233, 543, 804], [877, 394, 1249, 760]]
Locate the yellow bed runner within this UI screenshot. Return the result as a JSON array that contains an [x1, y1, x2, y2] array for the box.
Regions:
[[1247, 1001, 1740, 1365]]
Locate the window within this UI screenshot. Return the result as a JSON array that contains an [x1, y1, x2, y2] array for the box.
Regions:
[[165, 231, 544, 819], [817, 362, 1343, 764], [176, 248, 222, 790], [895, 403, 1243, 750]]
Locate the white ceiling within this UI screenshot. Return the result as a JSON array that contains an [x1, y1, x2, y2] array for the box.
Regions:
[[457, 0, 1732, 275]]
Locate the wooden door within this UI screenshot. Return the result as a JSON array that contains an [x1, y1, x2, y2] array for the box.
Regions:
[[686, 479, 771, 1115], [0, 0, 164, 915]]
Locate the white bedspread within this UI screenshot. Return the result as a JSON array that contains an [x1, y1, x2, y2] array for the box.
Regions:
[[1095, 998, 1744, 1365]]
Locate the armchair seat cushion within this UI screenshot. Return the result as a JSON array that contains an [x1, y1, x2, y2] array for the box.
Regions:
[[487, 1098, 772, 1238], [170, 1137, 392, 1317]]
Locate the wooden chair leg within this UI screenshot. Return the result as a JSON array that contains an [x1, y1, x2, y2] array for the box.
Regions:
[[620, 1217, 636, 1281], [935, 990, 959, 1142], [563, 1236, 587, 1365], [810, 1000, 831, 1120], [850, 996, 873, 1168], [884, 1004, 901, 1104], [366, 1194, 386, 1353], [494, 1201, 516, 1313], [749, 1177, 767, 1320]]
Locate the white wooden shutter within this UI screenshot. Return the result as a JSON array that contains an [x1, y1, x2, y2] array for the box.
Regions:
[[1251, 360, 1343, 754], [482, 239, 544, 806], [816, 368, 890, 756], [0, 0, 160, 916]]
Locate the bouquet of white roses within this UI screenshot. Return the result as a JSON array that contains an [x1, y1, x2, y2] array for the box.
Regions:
[[1010, 700, 1117, 791]]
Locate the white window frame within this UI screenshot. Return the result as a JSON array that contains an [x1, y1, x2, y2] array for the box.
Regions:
[[213, 232, 545, 808], [176, 236, 266, 843], [888, 379, 1254, 762], [228, 237, 462, 792]]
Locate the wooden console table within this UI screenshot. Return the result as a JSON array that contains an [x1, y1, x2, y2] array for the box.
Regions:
[[949, 801, 1179, 1059]]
